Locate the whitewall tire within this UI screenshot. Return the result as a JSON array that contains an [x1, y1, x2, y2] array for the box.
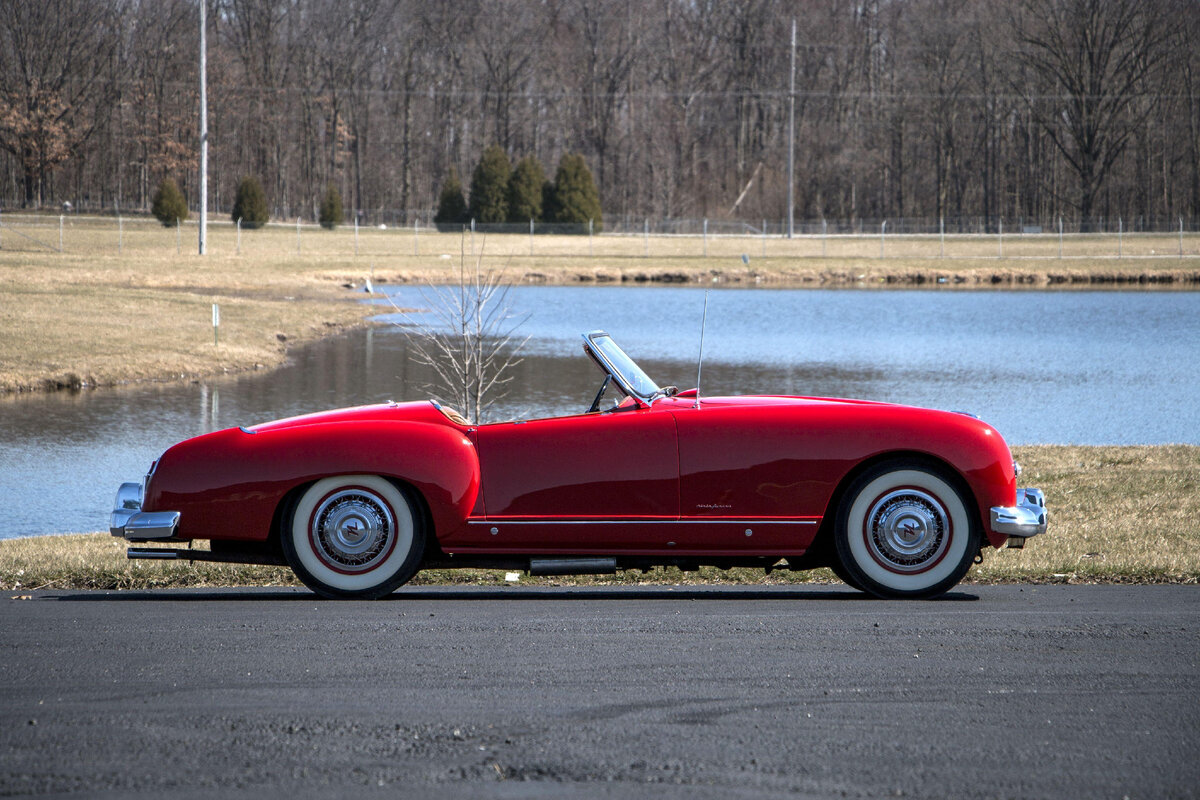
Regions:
[[283, 475, 424, 599], [834, 461, 980, 599]]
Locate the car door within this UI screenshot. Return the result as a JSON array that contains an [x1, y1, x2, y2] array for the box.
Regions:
[[472, 407, 678, 549]]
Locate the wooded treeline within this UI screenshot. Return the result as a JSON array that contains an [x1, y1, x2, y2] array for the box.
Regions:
[[1, 0, 1197, 230]]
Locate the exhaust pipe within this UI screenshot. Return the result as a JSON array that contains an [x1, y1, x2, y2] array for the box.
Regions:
[[528, 557, 618, 576]]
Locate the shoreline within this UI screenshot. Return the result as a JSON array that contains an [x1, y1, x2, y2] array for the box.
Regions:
[[363, 261, 1200, 289]]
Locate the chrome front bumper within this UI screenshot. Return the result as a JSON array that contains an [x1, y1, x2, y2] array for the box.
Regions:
[[990, 487, 1047, 544], [110, 481, 180, 541]]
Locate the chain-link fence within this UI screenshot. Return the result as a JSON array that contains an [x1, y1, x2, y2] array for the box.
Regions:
[[0, 211, 1196, 260]]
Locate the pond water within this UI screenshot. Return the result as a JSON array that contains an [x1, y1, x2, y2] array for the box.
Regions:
[[2, 285, 1197, 539]]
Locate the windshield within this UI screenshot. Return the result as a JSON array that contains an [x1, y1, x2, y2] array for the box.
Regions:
[[583, 332, 662, 403]]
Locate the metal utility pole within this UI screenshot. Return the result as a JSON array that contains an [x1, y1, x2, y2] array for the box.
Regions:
[[787, 18, 796, 239], [198, 0, 208, 255]]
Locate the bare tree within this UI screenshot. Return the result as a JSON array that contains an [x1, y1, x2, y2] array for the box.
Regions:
[[1015, 0, 1171, 227], [0, 0, 118, 207], [387, 241, 529, 425]]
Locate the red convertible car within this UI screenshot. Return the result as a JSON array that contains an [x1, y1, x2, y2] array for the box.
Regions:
[[111, 331, 1046, 599]]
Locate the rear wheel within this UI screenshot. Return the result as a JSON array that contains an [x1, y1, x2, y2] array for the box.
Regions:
[[282, 475, 424, 599], [834, 461, 980, 599]]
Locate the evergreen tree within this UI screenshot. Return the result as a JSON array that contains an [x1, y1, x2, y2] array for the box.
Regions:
[[546, 153, 601, 230], [150, 178, 188, 227], [433, 167, 468, 225], [318, 184, 343, 229], [231, 176, 269, 229], [469, 145, 511, 223], [506, 155, 546, 223]]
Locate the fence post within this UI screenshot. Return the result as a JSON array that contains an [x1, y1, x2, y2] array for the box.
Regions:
[[470, 218, 475, 255], [530, 218, 534, 256], [60, 215, 65, 252], [589, 218, 594, 257], [1118, 217, 1122, 257], [413, 218, 419, 256], [880, 220, 886, 258], [703, 218, 708, 257], [212, 303, 219, 347], [643, 218, 649, 257], [1058, 217, 1063, 259], [236, 218, 242, 254], [354, 216, 359, 256], [939, 216, 944, 258]]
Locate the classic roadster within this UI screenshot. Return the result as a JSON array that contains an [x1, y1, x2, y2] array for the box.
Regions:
[[111, 331, 1046, 599]]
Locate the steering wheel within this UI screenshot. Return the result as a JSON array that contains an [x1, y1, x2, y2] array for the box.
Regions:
[[587, 374, 612, 413]]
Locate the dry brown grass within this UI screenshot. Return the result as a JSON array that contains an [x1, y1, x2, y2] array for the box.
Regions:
[[2, 445, 1195, 592]]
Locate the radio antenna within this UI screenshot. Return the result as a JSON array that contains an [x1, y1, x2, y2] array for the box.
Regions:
[[694, 291, 709, 409]]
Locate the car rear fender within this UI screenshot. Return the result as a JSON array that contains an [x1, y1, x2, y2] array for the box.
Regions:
[[149, 421, 479, 543]]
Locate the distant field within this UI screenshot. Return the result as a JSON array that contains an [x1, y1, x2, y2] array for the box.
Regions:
[[1, 445, 1195, 591]]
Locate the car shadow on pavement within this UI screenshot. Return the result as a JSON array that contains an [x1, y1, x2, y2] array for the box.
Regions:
[[43, 586, 979, 602]]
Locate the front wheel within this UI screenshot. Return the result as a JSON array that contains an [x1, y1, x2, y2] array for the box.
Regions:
[[282, 475, 424, 599], [834, 461, 980, 599]]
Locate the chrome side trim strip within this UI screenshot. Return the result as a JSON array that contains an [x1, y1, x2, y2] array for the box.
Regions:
[[468, 519, 819, 526]]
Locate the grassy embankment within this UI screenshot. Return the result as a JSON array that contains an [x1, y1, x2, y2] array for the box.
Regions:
[[2, 445, 1196, 591], [2, 214, 1198, 394]]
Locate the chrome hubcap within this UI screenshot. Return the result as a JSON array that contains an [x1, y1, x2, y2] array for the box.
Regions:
[[865, 489, 949, 572], [311, 489, 395, 572]]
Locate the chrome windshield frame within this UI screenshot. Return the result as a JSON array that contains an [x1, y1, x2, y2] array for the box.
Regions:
[[581, 331, 663, 406]]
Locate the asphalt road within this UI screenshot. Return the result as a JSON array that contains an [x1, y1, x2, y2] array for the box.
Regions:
[[2, 584, 1197, 799]]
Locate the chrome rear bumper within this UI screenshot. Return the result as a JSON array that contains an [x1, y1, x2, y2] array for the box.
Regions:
[[110, 481, 180, 541], [990, 487, 1047, 545]]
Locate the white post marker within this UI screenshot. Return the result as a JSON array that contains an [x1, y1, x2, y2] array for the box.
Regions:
[[880, 220, 886, 258], [212, 303, 220, 346], [236, 218, 242, 254], [529, 218, 534, 256]]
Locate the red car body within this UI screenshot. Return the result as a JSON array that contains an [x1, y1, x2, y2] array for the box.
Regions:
[[112, 332, 1046, 599]]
